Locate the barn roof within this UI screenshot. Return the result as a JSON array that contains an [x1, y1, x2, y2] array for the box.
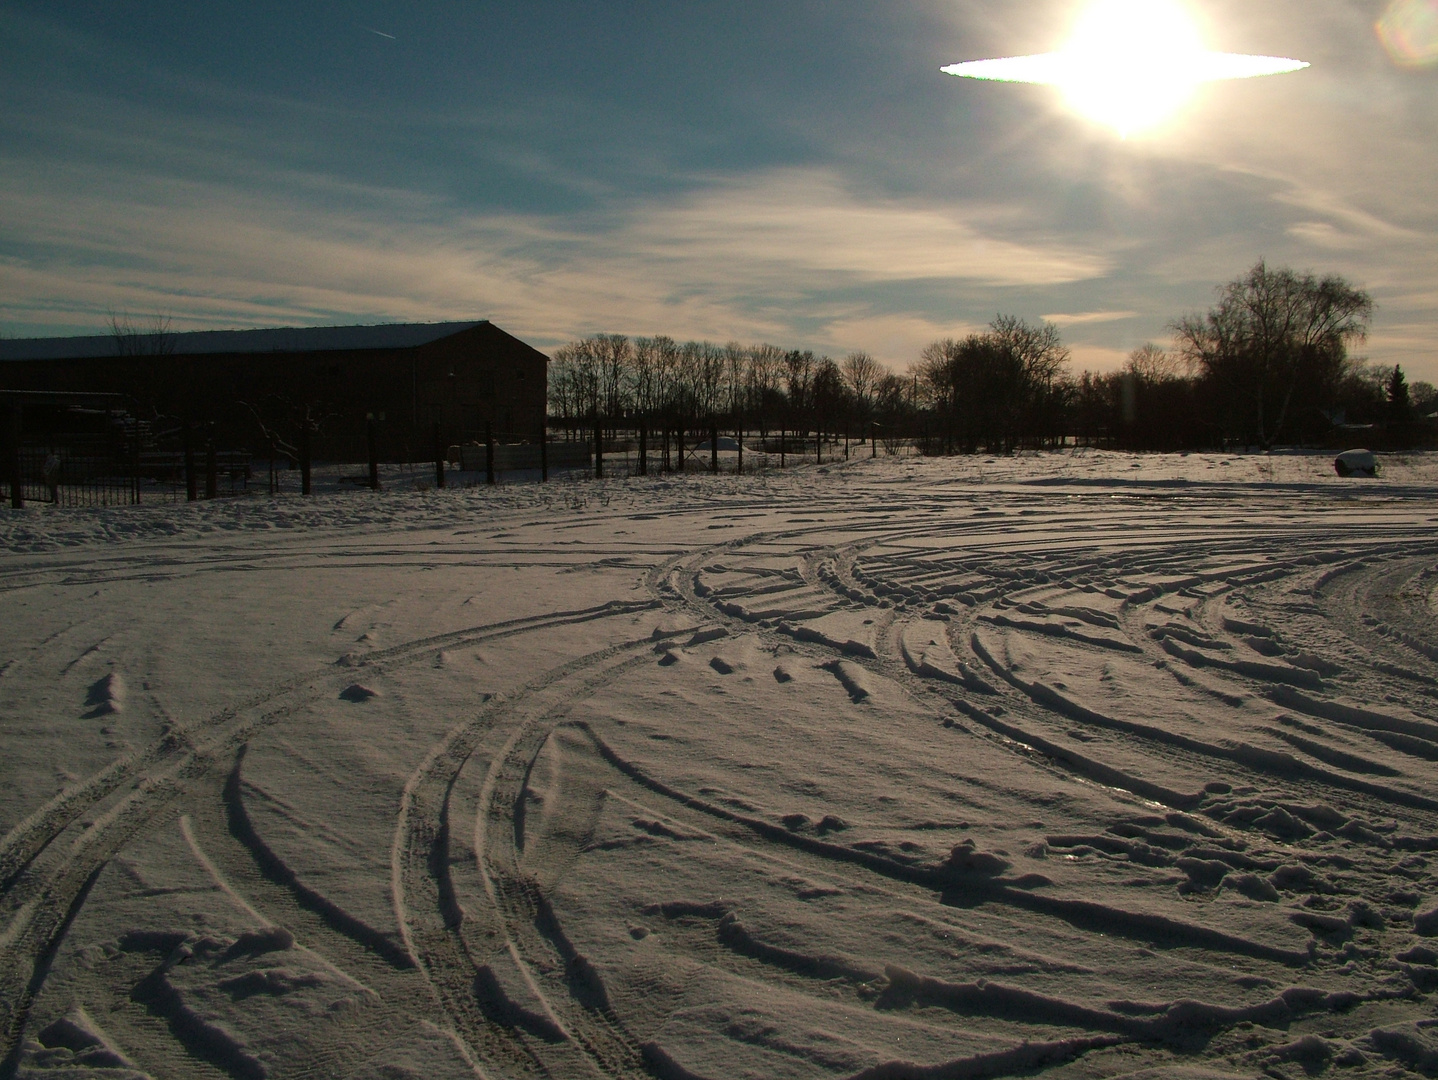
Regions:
[[0, 321, 489, 362]]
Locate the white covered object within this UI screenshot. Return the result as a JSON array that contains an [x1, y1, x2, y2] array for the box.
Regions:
[[1334, 448, 1376, 477]]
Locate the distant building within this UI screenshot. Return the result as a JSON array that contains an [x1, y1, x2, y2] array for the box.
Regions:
[[0, 320, 548, 460]]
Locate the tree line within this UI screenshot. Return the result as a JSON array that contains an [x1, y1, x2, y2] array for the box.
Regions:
[[549, 261, 1435, 454], [548, 336, 910, 452]]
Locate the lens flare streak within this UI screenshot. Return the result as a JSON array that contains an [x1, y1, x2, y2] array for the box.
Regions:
[[942, 0, 1309, 137], [940, 51, 1309, 85]]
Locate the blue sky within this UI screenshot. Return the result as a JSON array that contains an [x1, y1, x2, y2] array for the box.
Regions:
[[2, 1, 1435, 380]]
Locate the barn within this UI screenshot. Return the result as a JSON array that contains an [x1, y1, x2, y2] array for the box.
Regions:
[[0, 320, 549, 462]]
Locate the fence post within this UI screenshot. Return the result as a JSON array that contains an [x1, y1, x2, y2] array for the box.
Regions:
[[540, 428, 548, 482], [7, 400, 21, 510], [594, 419, 603, 479], [132, 423, 141, 505], [184, 425, 197, 501], [780, 427, 785, 469], [486, 423, 495, 485], [367, 418, 380, 491], [710, 422, 718, 473], [433, 421, 445, 489], [638, 419, 647, 477], [871, 422, 877, 458], [736, 415, 743, 475], [300, 411, 312, 496], [676, 425, 684, 473], [815, 427, 821, 465], [205, 437, 218, 499]]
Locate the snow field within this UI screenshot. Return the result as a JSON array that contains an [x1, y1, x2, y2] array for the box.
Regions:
[[3, 450, 1438, 1078]]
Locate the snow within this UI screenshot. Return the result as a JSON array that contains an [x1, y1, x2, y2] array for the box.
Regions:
[[3, 448, 1438, 1079]]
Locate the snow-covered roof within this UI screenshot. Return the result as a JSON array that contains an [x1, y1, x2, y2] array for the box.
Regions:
[[0, 321, 488, 361]]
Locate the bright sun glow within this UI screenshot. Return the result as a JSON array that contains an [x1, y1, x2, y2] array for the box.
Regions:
[[941, 0, 1309, 138], [1062, 0, 1205, 136]]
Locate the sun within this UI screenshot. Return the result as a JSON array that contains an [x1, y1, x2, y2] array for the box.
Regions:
[[941, 0, 1309, 138], [1060, 0, 1206, 136]]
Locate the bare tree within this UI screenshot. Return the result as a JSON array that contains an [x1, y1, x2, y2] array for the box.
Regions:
[[548, 331, 910, 464], [874, 371, 911, 452], [674, 340, 703, 424], [812, 356, 844, 448], [918, 317, 1071, 453], [630, 337, 660, 417], [746, 344, 785, 441], [593, 333, 632, 427], [783, 349, 814, 417], [108, 310, 174, 357], [549, 338, 602, 432], [691, 341, 726, 421], [1412, 380, 1437, 417], [1173, 260, 1373, 448], [1125, 342, 1182, 384], [989, 314, 1070, 391], [723, 341, 748, 420], [841, 351, 883, 419]]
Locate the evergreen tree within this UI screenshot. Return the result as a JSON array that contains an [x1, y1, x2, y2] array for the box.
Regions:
[[1387, 364, 1411, 424]]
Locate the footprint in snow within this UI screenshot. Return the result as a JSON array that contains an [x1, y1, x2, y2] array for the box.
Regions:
[[84, 672, 125, 718], [946, 840, 1010, 875]]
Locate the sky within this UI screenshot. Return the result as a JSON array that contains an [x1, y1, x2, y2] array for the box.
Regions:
[[1, 0, 1435, 381]]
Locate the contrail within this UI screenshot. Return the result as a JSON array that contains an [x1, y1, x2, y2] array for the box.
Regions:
[[363, 26, 396, 40]]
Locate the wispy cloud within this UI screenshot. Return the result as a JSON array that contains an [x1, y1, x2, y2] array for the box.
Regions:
[[1283, 222, 1365, 250], [3, 0, 1438, 382], [0, 164, 1111, 368], [1041, 310, 1138, 326], [626, 171, 1110, 289]]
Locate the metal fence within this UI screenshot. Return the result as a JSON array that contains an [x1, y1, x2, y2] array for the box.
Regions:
[[17, 447, 146, 507], [6, 442, 251, 508]]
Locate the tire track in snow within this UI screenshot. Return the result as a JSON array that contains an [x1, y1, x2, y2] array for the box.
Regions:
[[572, 722, 1307, 966], [394, 640, 655, 1079], [222, 746, 416, 969], [495, 711, 1419, 1079], [0, 600, 658, 1070], [645, 530, 1315, 954], [0, 598, 657, 905], [543, 727, 1364, 1080], [169, 774, 456, 1080], [645, 519, 1438, 1000], [8, 474, 1438, 1078], [657, 526, 1232, 837]]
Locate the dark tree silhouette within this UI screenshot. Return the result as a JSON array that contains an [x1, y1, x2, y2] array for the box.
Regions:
[[1173, 261, 1373, 449], [1387, 365, 1411, 424], [919, 316, 1070, 453], [107, 311, 175, 357]]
